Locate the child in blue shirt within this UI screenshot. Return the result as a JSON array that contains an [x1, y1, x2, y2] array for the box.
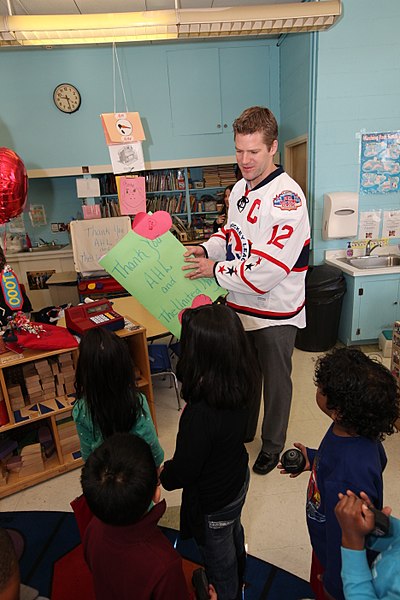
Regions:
[[335, 489, 400, 600], [280, 347, 399, 600]]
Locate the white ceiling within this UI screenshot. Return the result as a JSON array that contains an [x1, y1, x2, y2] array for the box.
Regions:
[[0, 0, 300, 15]]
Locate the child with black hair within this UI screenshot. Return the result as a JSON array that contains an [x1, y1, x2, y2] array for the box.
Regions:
[[160, 303, 261, 600], [82, 433, 217, 600], [72, 327, 163, 467], [280, 347, 399, 600], [0, 528, 48, 600]]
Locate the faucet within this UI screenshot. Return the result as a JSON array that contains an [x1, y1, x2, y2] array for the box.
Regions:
[[365, 240, 380, 256]]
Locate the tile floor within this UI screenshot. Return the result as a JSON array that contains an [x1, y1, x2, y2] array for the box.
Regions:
[[2, 344, 400, 584]]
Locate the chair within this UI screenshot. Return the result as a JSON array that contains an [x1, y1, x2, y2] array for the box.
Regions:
[[147, 343, 181, 410]]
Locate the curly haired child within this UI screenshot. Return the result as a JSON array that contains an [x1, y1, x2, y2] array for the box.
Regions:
[[280, 347, 399, 600]]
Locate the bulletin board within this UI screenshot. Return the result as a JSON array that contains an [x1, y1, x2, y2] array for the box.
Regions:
[[70, 216, 131, 275]]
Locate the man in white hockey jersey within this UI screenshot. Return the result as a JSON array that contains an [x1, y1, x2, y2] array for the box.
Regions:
[[183, 106, 310, 476]]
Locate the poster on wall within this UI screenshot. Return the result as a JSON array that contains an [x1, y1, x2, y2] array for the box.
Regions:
[[360, 131, 400, 194], [382, 210, 400, 238], [358, 210, 381, 239], [29, 205, 47, 226], [118, 176, 146, 215]]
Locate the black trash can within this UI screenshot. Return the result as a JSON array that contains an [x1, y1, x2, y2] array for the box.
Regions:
[[295, 265, 346, 352]]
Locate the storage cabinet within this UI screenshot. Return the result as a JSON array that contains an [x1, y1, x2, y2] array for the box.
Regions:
[[338, 272, 400, 345], [0, 322, 154, 498], [166, 45, 273, 137]]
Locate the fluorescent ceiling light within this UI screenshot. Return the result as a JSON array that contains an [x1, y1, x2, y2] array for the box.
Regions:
[[0, 0, 341, 47]]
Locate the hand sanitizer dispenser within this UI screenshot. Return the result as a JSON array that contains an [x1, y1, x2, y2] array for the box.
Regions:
[[322, 192, 358, 240]]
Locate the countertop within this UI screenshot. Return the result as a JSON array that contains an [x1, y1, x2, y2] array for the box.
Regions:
[[6, 245, 73, 261], [325, 249, 400, 277]]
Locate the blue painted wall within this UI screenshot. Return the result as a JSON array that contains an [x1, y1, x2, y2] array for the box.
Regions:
[[1, 38, 279, 245], [279, 33, 310, 148], [0, 39, 279, 170], [24, 178, 83, 246], [312, 0, 400, 263]]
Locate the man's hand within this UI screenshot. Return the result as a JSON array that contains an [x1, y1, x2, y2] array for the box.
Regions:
[[182, 246, 216, 280], [183, 245, 205, 259], [182, 257, 216, 279], [278, 442, 310, 478]]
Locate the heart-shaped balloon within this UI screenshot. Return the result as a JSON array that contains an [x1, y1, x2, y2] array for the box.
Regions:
[[132, 211, 172, 240], [178, 294, 213, 323], [0, 148, 28, 225]]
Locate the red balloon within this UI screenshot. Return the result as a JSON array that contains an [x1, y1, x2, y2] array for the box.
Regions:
[[0, 148, 28, 225]]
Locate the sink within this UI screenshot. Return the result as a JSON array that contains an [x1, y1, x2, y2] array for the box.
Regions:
[[341, 254, 400, 269], [24, 244, 68, 252]]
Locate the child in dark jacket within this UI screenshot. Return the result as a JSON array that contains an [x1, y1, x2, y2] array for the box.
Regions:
[[82, 433, 217, 600], [160, 303, 261, 600], [280, 347, 399, 600]]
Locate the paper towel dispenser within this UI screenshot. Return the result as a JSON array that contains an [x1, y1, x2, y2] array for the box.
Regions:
[[322, 192, 359, 240]]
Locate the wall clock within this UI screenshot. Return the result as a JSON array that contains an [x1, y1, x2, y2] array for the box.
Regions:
[[53, 83, 81, 114]]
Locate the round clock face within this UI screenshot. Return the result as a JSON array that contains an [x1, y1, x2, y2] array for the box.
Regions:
[[53, 83, 81, 114]]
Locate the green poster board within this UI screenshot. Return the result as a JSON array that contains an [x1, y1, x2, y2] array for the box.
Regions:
[[99, 230, 225, 338]]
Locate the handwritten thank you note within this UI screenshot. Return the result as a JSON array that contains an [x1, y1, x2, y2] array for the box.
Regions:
[[99, 230, 225, 338]]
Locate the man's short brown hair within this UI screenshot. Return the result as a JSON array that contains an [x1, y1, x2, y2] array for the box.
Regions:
[[233, 106, 278, 150]]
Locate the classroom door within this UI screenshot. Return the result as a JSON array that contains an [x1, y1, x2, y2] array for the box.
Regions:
[[284, 135, 308, 198]]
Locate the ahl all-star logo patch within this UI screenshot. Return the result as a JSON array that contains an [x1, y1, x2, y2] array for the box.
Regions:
[[273, 190, 302, 211], [226, 222, 250, 261]]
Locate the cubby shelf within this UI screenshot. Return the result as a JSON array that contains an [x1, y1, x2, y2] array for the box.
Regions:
[[0, 321, 154, 498]]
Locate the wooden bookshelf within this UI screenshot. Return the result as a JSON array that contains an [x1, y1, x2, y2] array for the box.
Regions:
[[0, 320, 154, 498]]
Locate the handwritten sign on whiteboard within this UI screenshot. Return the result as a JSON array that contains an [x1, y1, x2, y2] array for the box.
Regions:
[[70, 216, 131, 275], [99, 230, 225, 338]]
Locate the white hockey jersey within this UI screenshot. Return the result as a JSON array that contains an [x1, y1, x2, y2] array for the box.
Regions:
[[202, 167, 310, 331]]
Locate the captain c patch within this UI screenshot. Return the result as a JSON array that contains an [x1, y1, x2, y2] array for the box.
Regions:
[[273, 191, 302, 211]]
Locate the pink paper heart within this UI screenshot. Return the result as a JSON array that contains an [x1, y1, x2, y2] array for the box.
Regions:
[[178, 294, 213, 323], [132, 211, 172, 240]]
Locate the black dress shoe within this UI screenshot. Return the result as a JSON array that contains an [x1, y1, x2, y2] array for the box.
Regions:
[[252, 451, 280, 475]]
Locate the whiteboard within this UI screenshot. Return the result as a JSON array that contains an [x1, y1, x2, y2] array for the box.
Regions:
[[70, 216, 131, 275]]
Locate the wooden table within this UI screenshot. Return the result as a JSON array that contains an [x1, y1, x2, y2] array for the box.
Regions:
[[58, 295, 169, 340]]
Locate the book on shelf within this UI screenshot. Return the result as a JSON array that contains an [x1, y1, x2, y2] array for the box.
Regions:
[[146, 193, 185, 215]]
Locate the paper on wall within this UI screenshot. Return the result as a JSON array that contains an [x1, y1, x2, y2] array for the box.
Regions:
[[101, 112, 145, 145], [382, 210, 400, 238], [118, 176, 146, 215], [76, 178, 100, 198], [358, 210, 381, 239]]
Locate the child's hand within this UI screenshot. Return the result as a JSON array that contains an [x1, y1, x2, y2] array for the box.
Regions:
[[277, 442, 310, 477], [360, 491, 392, 518], [208, 584, 217, 599], [335, 490, 375, 550]]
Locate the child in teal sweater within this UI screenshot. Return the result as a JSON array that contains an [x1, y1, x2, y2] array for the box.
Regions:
[[72, 327, 163, 467]]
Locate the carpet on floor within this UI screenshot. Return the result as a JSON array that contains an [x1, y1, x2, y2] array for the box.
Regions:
[[0, 511, 314, 600]]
